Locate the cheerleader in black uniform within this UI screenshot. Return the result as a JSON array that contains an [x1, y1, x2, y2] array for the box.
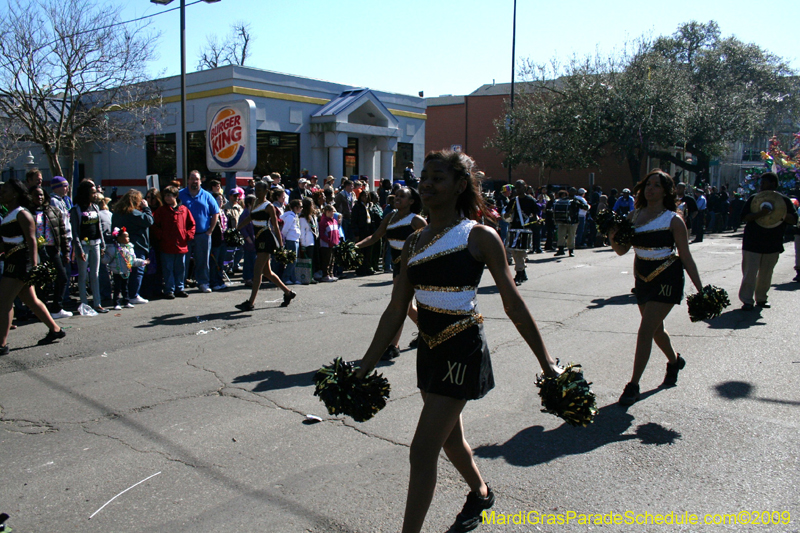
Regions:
[[609, 170, 703, 406], [1, 179, 65, 355], [355, 151, 561, 533], [355, 187, 426, 359], [234, 181, 295, 310]]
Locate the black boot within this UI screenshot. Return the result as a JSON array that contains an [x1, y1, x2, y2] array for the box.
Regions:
[[514, 271, 522, 286], [554, 247, 565, 256], [568, 249, 574, 257], [521, 270, 528, 283]]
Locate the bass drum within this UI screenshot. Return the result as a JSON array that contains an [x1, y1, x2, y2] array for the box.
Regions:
[[505, 229, 533, 251]]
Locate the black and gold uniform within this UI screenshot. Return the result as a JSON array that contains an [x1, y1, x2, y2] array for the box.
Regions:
[[407, 218, 494, 400], [1, 206, 32, 279], [631, 209, 684, 305], [385, 211, 417, 278], [250, 201, 278, 253]]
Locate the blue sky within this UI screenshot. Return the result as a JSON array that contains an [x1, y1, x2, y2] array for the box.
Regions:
[[8, 0, 799, 98]]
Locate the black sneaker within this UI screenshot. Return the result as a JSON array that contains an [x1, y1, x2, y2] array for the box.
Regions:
[[235, 300, 255, 311], [513, 272, 522, 286], [38, 328, 66, 346], [381, 345, 400, 361], [280, 290, 296, 307], [175, 290, 189, 298], [163, 292, 175, 300], [452, 486, 495, 532], [619, 382, 640, 406], [0, 344, 8, 356], [662, 355, 686, 388]]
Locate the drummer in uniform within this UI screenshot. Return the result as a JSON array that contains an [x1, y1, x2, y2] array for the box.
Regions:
[[738, 172, 798, 310], [504, 180, 538, 286]]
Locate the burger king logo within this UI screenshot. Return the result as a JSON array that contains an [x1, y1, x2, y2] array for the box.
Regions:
[[209, 107, 245, 168]]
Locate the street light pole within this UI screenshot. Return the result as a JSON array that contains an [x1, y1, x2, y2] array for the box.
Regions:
[[179, 0, 187, 185], [150, 0, 220, 184], [508, 0, 517, 184]]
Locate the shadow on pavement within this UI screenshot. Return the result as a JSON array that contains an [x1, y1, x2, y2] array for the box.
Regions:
[[473, 403, 681, 467], [135, 311, 252, 328], [586, 293, 636, 309], [714, 380, 800, 406], [772, 281, 800, 292], [704, 308, 765, 330], [233, 369, 317, 392], [359, 280, 394, 288]]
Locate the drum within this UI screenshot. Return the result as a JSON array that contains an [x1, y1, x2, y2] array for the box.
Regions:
[[505, 229, 534, 251], [553, 198, 573, 223]]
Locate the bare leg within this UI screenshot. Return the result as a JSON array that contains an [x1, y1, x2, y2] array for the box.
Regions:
[[246, 253, 270, 305], [630, 302, 674, 384], [402, 392, 468, 533], [652, 322, 678, 364], [17, 285, 59, 333], [260, 254, 291, 294], [0, 277, 23, 347]]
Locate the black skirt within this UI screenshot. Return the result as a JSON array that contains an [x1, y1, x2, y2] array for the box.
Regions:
[[416, 313, 495, 401], [2, 245, 32, 280], [634, 256, 684, 305], [254, 226, 278, 254]]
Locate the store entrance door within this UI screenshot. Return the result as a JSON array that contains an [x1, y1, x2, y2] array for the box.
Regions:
[[344, 137, 358, 178]]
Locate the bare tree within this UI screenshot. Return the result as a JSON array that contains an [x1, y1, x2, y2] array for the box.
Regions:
[[0, 117, 27, 170], [0, 0, 163, 182], [197, 21, 254, 70]]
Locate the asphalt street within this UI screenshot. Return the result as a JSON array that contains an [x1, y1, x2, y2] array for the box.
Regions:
[[1, 231, 799, 533]]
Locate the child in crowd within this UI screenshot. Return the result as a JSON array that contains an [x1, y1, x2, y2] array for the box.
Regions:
[[280, 198, 302, 284], [152, 186, 195, 299], [298, 197, 319, 284], [319, 204, 340, 282], [102, 227, 149, 309]]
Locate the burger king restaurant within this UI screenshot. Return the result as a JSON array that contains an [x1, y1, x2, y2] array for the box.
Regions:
[[86, 64, 427, 190]]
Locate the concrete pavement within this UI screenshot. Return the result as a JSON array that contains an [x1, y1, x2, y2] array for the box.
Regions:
[[1, 231, 798, 532]]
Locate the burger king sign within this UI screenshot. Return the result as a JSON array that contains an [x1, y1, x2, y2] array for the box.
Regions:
[[206, 99, 257, 172]]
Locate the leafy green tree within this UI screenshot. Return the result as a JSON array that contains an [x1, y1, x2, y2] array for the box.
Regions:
[[650, 21, 798, 185], [490, 21, 798, 185]]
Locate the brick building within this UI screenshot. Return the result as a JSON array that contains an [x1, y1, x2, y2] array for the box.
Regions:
[[426, 82, 645, 193]]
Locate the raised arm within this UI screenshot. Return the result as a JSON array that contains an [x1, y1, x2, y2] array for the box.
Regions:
[[356, 212, 392, 248]]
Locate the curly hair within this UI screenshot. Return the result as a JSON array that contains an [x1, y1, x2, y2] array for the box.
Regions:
[[423, 150, 492, 222], [634, 169, 678, 211]]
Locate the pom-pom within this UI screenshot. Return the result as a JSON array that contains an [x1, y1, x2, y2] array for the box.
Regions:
[[686, 285, 730, 322], [273, 247, 297, 266], [26, 262, 56, 290], [595, 210, 634, 246], [224, 228, 244, 247], [313, 357, 391, 422], [535, 363, 598, 427], [333, 241, 363, 271]]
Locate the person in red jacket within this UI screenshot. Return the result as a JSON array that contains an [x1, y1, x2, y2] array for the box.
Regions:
[[153, 186, 196, 298]]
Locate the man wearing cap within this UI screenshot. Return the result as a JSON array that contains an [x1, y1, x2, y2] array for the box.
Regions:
[[290, 178, 312, 202], [738, 172, 797, 310], [613, 188, 635, 216], [49, 175, 74, 305], [574, 187, 590, 248]]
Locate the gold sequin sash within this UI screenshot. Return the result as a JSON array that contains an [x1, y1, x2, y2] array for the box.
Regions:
[[419, 313, 484, 349], [635, 254, 678, 283]]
